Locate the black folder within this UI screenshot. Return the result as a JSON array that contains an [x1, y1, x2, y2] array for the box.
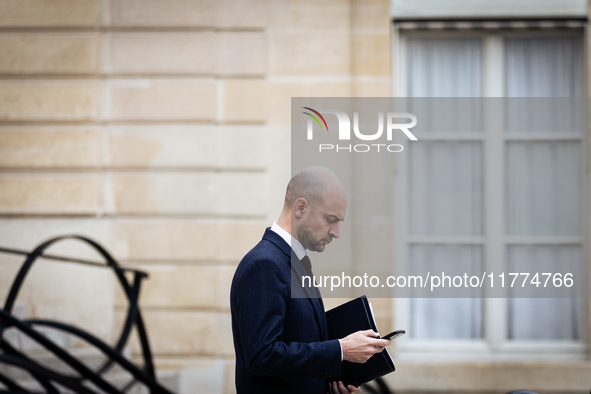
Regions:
[[325, 295, 395, 387]]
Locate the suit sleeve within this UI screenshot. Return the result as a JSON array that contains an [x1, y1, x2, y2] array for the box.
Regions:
[[234, 257, 342, 378]]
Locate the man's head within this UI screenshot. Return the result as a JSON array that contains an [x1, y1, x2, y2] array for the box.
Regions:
[[279, 166, 347, 252]]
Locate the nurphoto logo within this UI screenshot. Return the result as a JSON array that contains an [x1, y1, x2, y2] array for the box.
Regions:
[[302, 107, 418, 153]]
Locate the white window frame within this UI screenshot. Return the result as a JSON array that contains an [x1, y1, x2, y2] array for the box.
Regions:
[[392, 25, 589, 361]]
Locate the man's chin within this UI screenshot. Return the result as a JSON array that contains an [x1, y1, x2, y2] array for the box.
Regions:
[[310, 244, 326, 253]]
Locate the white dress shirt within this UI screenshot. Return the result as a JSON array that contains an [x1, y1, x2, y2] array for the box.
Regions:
[[271, 222, 306, 260]]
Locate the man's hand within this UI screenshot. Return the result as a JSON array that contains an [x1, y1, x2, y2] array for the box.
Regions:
[[340, 329, 391, 364], [330, 381, 360, 393]]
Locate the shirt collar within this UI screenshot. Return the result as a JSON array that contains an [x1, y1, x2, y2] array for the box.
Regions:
[[270, 222, 307, 260]]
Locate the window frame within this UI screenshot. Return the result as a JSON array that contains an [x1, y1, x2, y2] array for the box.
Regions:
[[392, 25, 589, 361]]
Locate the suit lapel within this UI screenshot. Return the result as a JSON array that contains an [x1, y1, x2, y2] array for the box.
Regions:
[[263, 228, 328, 341], [315, 289, 329, 340], [263, 228, 292, 257], [290, 252, 327, 341]]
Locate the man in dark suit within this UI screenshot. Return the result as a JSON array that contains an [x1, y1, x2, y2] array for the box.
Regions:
[[231, 166, 391, 394]]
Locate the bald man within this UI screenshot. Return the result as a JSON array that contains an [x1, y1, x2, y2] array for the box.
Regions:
[[230, 167, 390, 394]]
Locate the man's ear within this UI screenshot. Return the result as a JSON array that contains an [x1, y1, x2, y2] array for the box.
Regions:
[[293, 198, 308, 218]]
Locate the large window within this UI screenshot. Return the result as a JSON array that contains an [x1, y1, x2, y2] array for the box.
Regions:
[[393, 27, 587, 359]]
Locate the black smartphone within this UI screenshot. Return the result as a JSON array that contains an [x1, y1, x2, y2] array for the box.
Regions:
[[381, 329, 406, 340]]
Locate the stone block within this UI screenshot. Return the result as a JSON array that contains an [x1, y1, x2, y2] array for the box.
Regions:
[[291, 0, 348, 7], [215, 172, 266, 216], [223, 358, 235, 394], [290, 0, 350, 29], [19, 261, 114, 342], [351, 0, 391, 30], [111, 172, 215, 215], [265, 126, 291, 219], [0, 127, 103, 168], [114, 265, 221, 309], [267, 82, 305, 125], [109, 32, 215, 74], [177, 359, 226, 394], [0, 255, 25, 302], [218, 221, 267, 261], [352, 34, 391, 76], [108, 125, 215, 168], [222, 79, 266, 123], [0, 218, 113, 341], [216, 126, 266, 169], [272, 33, 350, 76], [0, 217, 111, 255], [109, 0, 215, 27], [152, 355, 225, 371], [307, 81, 352, 97], [111, 219, 217, 261], [216, 32, 267, 76], [267, 0, 291, 30], [0, 174, 102, 214], [388, 361, 591, 392], [149, 357, 228, 394], [0, 0, 101, 27], [115, 310, 233, 356], [353, 80, 391, 97], [109, 79, 215, 121], [0, 33, 100, 75], [217, 265, 235, 311], [216, 0, 268, 28], [0, 82, 102, 121]]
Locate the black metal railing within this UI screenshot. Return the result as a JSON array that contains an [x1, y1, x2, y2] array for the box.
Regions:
[[0, 235, 175, 394]]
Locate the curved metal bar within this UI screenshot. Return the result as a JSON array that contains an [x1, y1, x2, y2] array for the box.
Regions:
[[0, 354, 98, 394], [121, 376, 140, 393], [0, 235, 165, 393], [0, 247, 146, 275], [96, 271, 142, 377], [0, 235, 156, 379], [2, 235, 147, 316], [0, 340, 62, 394], [0, 391, 42, 393], [3, 236, 56, 316], [0, 369, 27, 392], [22, 320, 173, 394], [133, 307, 156, 380], [0, 310, 121, 394], [43, 236, 156, 379]]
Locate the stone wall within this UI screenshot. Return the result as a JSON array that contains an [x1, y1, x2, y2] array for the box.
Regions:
[[0, 1, 391, 393]]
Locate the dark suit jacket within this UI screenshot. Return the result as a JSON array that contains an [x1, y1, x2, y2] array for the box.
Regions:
[[230, 228, 342, 394]]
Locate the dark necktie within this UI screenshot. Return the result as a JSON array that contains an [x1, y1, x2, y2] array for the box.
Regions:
[[301, 255, 314, 278], [301, 255, 327, 338], [301, 254, 323, 299]]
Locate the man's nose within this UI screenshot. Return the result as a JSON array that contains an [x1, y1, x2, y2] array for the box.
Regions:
[[329, 223, 340, 238]]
